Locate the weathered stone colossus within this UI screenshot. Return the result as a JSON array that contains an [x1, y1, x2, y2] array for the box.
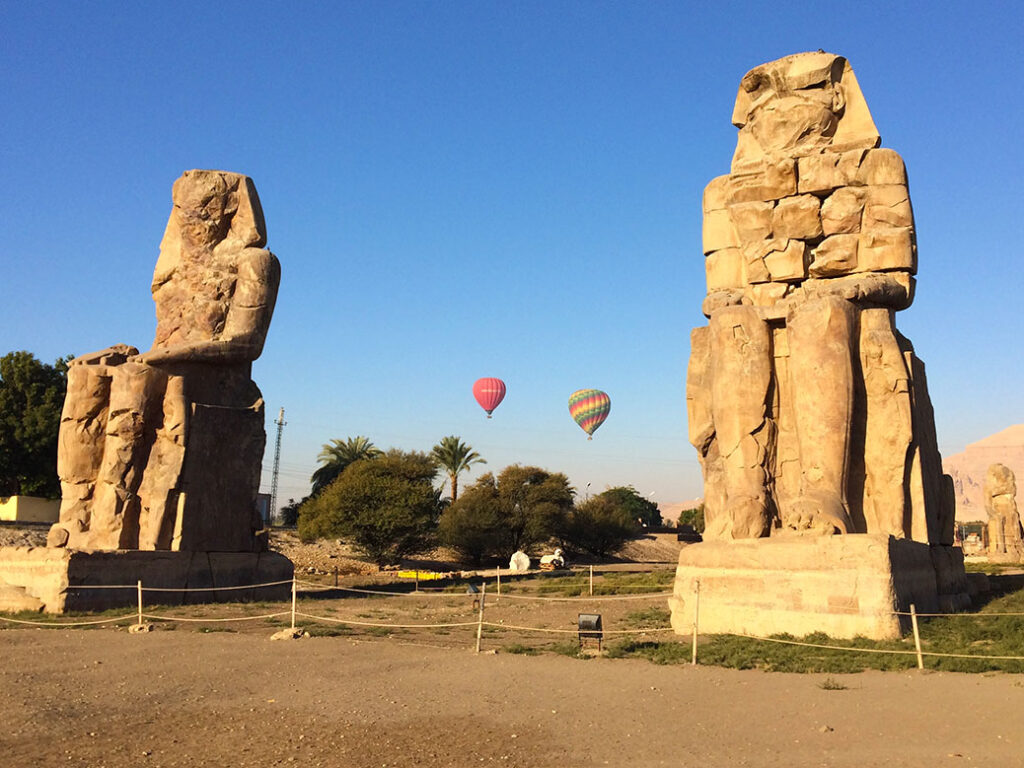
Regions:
[[49, 170, 280, 553], [985, 464, 1024, 560], [688, 52, 955, 543]]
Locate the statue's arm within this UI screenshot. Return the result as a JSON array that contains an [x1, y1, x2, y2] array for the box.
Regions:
[[70, 343, 140, 366], [135, 249, 281, 365]]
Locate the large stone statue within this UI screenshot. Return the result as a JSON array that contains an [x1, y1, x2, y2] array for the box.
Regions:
[[985, 463, 1024, 560], [671, 53, 969, 641], [688, 52, 954, 545], [49, 170, 280, 553]]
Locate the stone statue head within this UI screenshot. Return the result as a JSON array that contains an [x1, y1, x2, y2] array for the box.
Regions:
[[730, 52, 880, 169], [153, 170, 267, 289], [167, 170, 267, 252]]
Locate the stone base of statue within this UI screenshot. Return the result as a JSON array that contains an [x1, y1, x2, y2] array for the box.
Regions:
[[0, 547, 293, 613], [668, 535, 970, 641]]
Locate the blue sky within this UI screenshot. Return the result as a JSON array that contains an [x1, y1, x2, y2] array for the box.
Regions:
[[3, 1, 1022, 512]]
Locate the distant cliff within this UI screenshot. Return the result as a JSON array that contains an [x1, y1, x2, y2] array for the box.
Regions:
[[943, 425, 1024, 522]]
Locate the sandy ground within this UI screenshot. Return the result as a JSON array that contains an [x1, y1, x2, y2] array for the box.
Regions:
[[3, 629, 1023, 768]]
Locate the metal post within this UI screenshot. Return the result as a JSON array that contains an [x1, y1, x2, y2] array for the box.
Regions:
[[475, 583, 486, 653], [137, 580, 143, 627], [691, 580, 701, 666], [291, 577, 297, 630], [910, 603, 924, 670], [589, 565, 594, 596]]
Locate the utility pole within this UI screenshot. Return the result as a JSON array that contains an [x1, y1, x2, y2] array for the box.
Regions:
[[269, 407, 286, 526]]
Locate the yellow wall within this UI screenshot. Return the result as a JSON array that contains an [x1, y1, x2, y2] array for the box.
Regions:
[[0, 496, 60, 523]]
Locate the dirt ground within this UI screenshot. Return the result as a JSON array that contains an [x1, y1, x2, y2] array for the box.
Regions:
[[3, 629, 1023, 768]]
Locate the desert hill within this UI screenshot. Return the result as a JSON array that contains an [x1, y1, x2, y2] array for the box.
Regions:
[[944, 424, 1024, 522]]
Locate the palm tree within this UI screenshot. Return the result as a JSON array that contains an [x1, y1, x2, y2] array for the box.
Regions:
[[310, 436, 382, 495], [431, 435, 486, 503]]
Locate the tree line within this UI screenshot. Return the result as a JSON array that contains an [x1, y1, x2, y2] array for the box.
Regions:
[[294, 435, 663, 567]]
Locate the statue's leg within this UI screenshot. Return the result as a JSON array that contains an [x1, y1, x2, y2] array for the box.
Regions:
[[858, 308, 913, 536], [783, 296, 856, 535], [137, 375, 188, 550], [49, 364, 113, 548], [89, 363, 165, 549], [687, 326, 728, 539], [708, 306, 773, 538]]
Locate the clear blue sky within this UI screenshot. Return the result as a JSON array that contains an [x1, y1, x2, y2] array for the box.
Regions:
[[3, 1, 1022, 512]]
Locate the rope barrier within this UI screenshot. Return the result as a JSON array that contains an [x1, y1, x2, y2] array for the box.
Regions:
[[295, 611, 479, 629], [895, 610, 1024, 618], [728, 631, 1024, 662], [141, 611, 291, 623], [294, 579, 671, 602], [496, 591, 674, 602], [143, 580, 293, 593], [480, 622, 678, 635], [0, 613, 136, 627]]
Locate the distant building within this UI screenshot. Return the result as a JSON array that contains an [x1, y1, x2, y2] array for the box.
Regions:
[[0, 496, 60, 523]]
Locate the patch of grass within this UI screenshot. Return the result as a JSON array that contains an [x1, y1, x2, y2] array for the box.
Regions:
[[818, 676, 848, 690], [195, 627, 237, 634], [623, 607, 672, 628], [549, 641, 590, 659], [915, 588, 1024, 673], [697, 632, 916, 673], [305, 625, 352, 637], [606, 639, 691, 665], [503, 643, 541, 655]]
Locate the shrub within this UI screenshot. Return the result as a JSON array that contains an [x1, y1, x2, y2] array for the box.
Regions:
[[561, 495, 636, 557], [297, 450, 441, 566]]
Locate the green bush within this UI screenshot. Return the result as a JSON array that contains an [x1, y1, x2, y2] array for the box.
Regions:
[[297, 450, 441, 566], [561, 495, 635, 557]]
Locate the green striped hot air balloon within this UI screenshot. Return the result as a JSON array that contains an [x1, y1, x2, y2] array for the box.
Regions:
[[568, 389, 611, 440]]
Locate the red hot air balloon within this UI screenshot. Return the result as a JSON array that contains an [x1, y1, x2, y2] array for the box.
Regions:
[[473, 378, 506, 418]]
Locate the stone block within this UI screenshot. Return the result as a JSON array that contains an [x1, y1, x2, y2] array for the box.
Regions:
[[764, 240, 807, 282], [863, 185, 913, 230], [746, 282, 790, 308], [858, 227, 916, 273], [729, 201, 773, 241], [772, 195, 821, 240], [796, 150, 864, 196], [705, 248, 745, 291], [857, 148, 908, 186], [703, 175, 731, 213], [809, 234, 859, 277], [668, 535, 961, 640], [821, 187, 866, 235], [728, 159, 796, 203], [0, 547, 293, 613], [703, 209, 739, 254]]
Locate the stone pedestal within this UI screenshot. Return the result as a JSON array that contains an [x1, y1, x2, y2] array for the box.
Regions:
[[668, 535, 969, 641], [0, 547, 293, 613]]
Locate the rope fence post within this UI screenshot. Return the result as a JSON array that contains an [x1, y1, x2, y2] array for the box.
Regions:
[[137, 580, 143, 628], [333, 566, 338, 587], [475, 582, 487, 653], [291, 576, 297, 630], [496, 568, 501, 603], [589, 565, 594, 596], [691, 580, 701, 666], [415, 571, 420, 593], [910, 603, 924, 670]]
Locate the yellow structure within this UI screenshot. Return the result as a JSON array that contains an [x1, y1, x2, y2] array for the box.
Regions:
[[0, 496, 60, 523]]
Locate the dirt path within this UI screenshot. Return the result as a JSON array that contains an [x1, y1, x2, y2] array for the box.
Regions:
[[2, 629, 1022, 767]]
